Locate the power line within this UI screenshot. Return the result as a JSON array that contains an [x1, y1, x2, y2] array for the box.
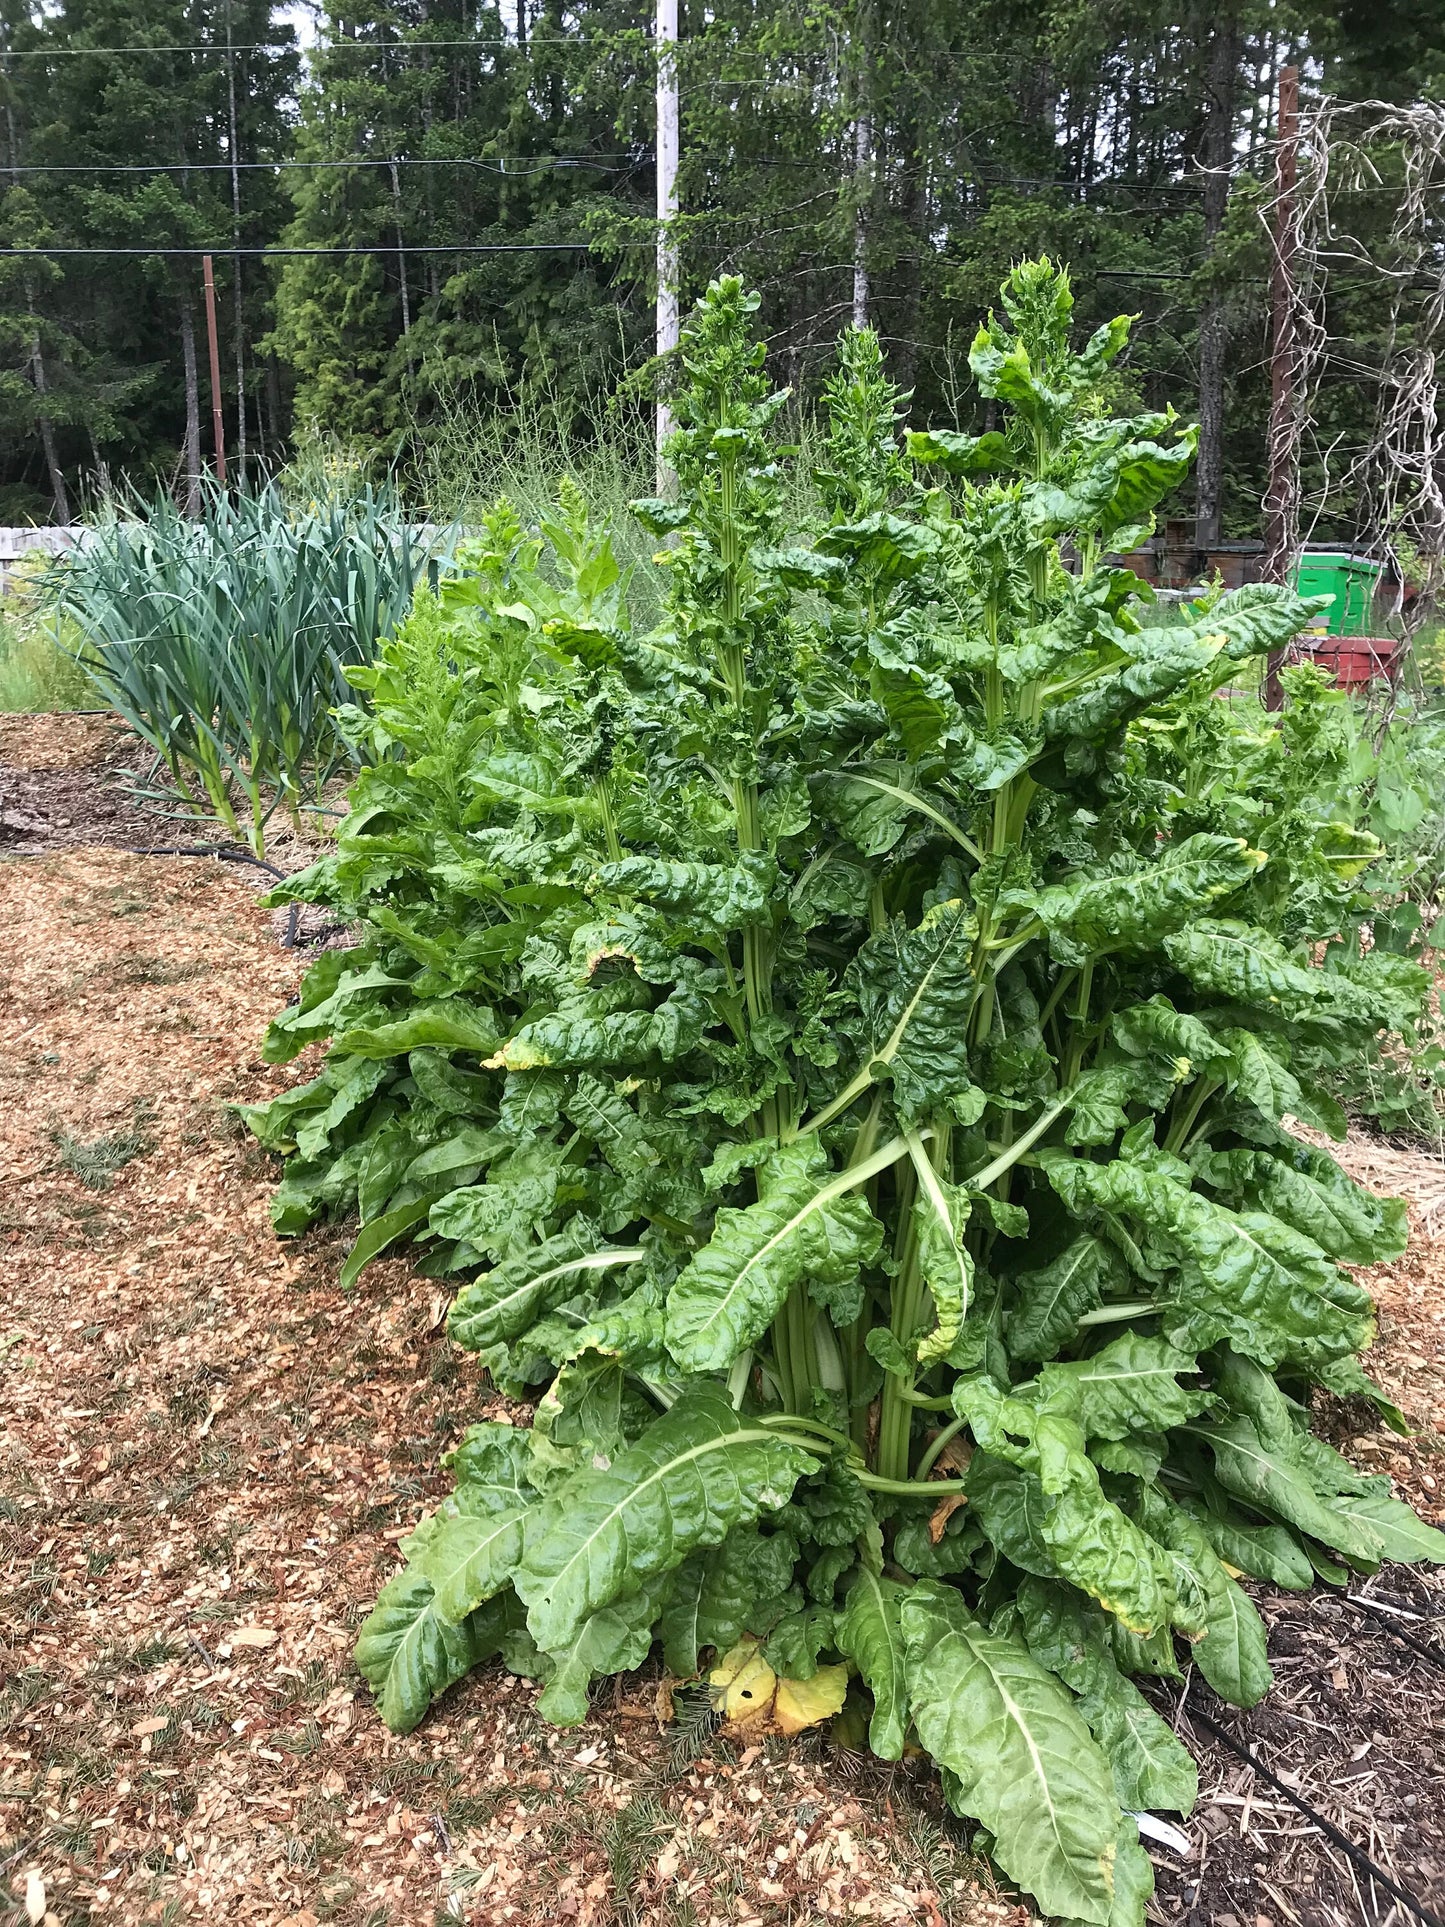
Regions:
[[0, 37, 560, 55], [0, 243, 594, 257], [1, 156, 631, 176], [0, 33, 1029, 64], [0, 155, 1219, 197]]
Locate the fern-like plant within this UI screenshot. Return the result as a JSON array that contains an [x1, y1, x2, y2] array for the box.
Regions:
[[246, 263, 1445, 1927]]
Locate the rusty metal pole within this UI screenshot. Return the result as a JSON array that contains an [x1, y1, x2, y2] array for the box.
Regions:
[[202, 253, 228, 487], [1262, 63, 1299, 709]]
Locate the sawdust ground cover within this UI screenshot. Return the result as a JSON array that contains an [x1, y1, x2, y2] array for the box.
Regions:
[[2, 719, 1444, 1927]]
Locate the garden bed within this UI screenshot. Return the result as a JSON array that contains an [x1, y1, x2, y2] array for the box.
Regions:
[[1, 719, 1443, 1927]]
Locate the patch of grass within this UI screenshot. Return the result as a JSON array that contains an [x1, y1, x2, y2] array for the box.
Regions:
[[50, 1101, 158, 1189], [182, 1693, 223, 1731], [0, 603, 95, 713], [444, 1789, 506, 1834], [113, 954, 209, 987], [0, 1668, 61, 1721], [598, 1794, 671, 1922], [277, 1716, 325, 1757], [314, 1874, 357, 1920], [656, 1684, 721, 1781], [374, 1756, 457, 1799], [126, 1634, 178, 1673]]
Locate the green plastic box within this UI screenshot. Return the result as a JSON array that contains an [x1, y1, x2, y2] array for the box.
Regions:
[[1292, 550, 1383, 637]]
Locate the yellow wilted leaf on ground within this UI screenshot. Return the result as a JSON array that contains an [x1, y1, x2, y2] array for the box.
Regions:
[[774, 1663, 849, 1736], [708, 1640, 777, 1722]]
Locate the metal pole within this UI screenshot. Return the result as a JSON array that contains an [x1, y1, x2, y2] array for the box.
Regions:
[[202, 253, 228, 487], [655, 0, 679, 478], [1263, 61, 1298, 709]]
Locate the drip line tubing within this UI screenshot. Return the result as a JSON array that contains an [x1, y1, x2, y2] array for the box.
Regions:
[[1185, 1695, 1445, 1927]]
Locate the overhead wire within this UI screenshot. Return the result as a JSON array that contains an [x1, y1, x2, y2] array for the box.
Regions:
[[0, 156, 633, 176], [0, 244, 594, 257]]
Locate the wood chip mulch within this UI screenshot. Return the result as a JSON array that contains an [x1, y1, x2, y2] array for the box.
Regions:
[[0, 839, 1016, 1927], [3, 716, 1445, 1927]]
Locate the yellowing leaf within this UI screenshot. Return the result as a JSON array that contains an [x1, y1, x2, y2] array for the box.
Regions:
[[774, 1663, 849, 1736], [708, 1641, 777, 1722]]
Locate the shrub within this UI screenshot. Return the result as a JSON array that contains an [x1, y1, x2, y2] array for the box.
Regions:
[[246, 262, 1445, 1927]]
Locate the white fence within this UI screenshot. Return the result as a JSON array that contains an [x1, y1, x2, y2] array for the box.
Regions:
[[0, 526, 90, 594], [1, 522, 458, 596]]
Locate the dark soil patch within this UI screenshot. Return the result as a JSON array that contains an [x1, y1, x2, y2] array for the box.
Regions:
[[0, 713, 350, 952], [1150, 1565, 1445, 1927], [0, 713, 162, 853]]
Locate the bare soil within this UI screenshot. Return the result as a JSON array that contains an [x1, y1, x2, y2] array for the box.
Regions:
[[2, 716, 1444, 1927]]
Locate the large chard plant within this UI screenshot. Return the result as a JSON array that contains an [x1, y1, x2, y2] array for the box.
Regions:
[[246, 263, 1445, 1927]]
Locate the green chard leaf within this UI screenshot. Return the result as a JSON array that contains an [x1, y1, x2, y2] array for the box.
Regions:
[[1026, 835, 1264, 963], [514, 1387, 818, 1653], [902, 1579, 1126, 1926], [538, 1584, 668, 1727], [847, 900, 974, 1122], [665, 1140, 883, 1374], [1015, 1577, 1199, 1815], [1136, 1490, 1272, 1708], [448, 1227, 644, 1353], [1007, 1236, 1126, 1362], [834, 1569, 909, 1761], [355, 1569, 518, 1734], [1047, 1158, 1374, 1370], [660, 1525, 799, 1677]]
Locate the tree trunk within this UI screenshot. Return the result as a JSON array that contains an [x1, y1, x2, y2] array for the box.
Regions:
[[850, 0, 873, 328], [28, 318, 70, 525], [179, 295, 202, 515], [1194, 7, 1239, 554], [389, 155, 412, 339], [886, 112, 926, 401], [265, 351, 283, 451]]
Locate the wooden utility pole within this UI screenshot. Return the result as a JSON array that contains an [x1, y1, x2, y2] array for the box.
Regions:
[[655, 0, 680, 475], [226, 12, 246, 485], [1263, 62, 1299, 708], [202, 254, 228, 488]]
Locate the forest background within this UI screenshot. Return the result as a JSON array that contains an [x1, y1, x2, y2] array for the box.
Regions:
[[1, 0, 1442, 536]]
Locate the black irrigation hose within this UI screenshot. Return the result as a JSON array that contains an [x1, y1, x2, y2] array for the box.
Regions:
[[1186, 1697, 1445, 1927], [1344, 1591, 1445, 1673], [120, 843, 300, 947]]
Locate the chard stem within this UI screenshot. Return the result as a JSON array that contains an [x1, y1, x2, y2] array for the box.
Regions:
[[854, 1470, 968, 1497], [1076, 1301, 1159, 1327], [915, 1414, 970, 1481], [966, 1097, 1068, 1192]]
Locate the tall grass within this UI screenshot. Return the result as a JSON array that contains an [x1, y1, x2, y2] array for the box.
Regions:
[[49, 483, 433, 855], [413, 381, 659, 600], [0, 601, 94, 713], [409, 375, 828, 625]]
